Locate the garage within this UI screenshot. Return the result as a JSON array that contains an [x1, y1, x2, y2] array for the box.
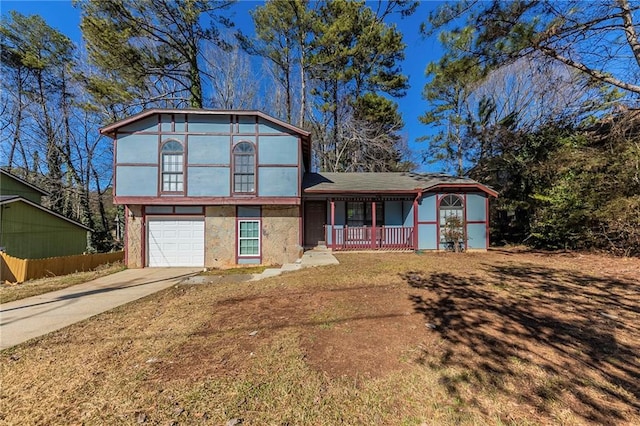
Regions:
[[147, 218, 205, 267]]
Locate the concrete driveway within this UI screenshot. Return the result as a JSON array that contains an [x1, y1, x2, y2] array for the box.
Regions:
[[0, 268, 199, 350]]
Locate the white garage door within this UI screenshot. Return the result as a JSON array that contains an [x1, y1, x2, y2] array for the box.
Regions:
[[147, 219, 204, 267]]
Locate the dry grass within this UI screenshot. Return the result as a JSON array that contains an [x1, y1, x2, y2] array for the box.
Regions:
[[0, 262, 125, 304], [1, 250, 639, 425]]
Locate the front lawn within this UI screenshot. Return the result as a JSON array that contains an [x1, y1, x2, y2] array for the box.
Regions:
[[1, 250, 638, 425]]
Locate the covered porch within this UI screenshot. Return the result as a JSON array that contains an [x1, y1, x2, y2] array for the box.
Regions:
[[306, 196, 419, 251]]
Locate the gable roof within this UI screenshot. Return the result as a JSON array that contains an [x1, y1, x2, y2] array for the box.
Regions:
[[0, 196, 93, 231], [0, 169, 50, 196], [99, 108, 311, 139], [302, 172, 498, 197]]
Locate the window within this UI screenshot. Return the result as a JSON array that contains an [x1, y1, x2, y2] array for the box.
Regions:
[[346, 202, 384, 226], [161, 140, 184, 192], [439, 194, 464, 247], [238, 220, 260, 256], [233, 142, 255, 193]]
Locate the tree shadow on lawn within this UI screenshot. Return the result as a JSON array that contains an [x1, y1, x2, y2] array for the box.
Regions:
[[401, 264, 640, 424]]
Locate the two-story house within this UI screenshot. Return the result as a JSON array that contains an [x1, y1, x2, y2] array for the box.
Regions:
[[101, 109, 497, 269]]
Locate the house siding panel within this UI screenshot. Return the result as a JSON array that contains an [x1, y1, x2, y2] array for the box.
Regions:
[[258, 168, 298, 197], [258, 118, 288, 134], [418, 194, 437, 222], [467, 223, 487, 249], [116, 134, 158, 163], [120, 116, 158, 133], [188, 135, 230, 164], [0, 176, 43, 204], [187, 167, 230, 196], [238, 116, 256, 133], [418, 224, 438, 250], [384, 201, 404, 226], [259, 136, 299, 165], [116, 166, 158, 196], [403, 201, 414, 227], [466, 193, 487, 222], [188, 115, 230, 133]]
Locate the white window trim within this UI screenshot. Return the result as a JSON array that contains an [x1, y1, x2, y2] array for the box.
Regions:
[[237, 219, 261, 257]]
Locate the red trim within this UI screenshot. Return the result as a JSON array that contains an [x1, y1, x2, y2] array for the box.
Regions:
[[116, 162, 158, 167], [463, 193, 468, 251], [124, 205, 129, 266], [298, 204, 303, 246], [231, 140, 257, 196], [305, 189, 421, 195], [371, 201, 377, 249], [413, 190, 421, 250], [114, 196, 300, 205], [258, 164, 298, 168], [100, 109, 311, 138], [486, 196, 490, 249], [188, 164, 229, 167], [417, 220, 437, 225], [330, 199, 335, 250], [435, 195, 440, 251], [141, 205, 146, 267], [235, 206, 262, 264], [113, 133, 118, 199], [425, 183, 498, 198]]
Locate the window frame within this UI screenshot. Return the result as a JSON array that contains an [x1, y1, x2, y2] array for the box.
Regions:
[[439, 194, 465, 245], [237, 219, 261, 258], [160, 139, 185, 194], [346, 201, 384, 227], [232, 141, 256, 195]]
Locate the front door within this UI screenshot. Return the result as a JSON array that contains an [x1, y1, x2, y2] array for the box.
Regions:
[[304, 201, 326, 247]]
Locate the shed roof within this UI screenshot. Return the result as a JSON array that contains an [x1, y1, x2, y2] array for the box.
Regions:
[[302, 172, 497, 197], [0, 196, 93, 231], [0, 169, 50, 196]]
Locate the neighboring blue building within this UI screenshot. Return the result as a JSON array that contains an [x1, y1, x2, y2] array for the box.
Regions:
[[101, 109, 496, 268]]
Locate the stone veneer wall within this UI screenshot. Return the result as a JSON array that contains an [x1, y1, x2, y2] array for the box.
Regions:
[[205, 205, 236, 268], [126, 205, 143, 268], [262, 205, 302, 265]]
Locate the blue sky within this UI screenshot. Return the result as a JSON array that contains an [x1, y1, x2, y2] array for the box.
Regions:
[[2, 0, 445, 172]]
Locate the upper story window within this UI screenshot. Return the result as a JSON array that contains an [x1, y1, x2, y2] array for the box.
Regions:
[[233, 142, 255, 193], [161, 140, 184, 193]]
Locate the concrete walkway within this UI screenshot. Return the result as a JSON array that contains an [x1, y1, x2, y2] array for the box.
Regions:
[[0, 268, 199, 350]]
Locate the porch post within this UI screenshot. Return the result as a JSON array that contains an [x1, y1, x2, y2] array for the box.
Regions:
[[371, 201, 377, 249], [330, 199, 335, 250]]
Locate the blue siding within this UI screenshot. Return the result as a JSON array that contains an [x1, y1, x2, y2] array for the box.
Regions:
[[384, 201, 403, 226], [120, 115, 157, 133], [234, 135, 256, 145], [237, 206, 260, 218], [258, 118, 288, 134], [188, 135, 230, 164], [259, 136, 298, 165], [116, 166, 157, 196], [187, 168, 230, 196], [188, 115, 230, 133], [116, 134, 158, 163], [403, 201, 414, 227], [466, 193, 486, 222], [418, 194, 436, 222], [258, 168, 298, 196], [175, 114, 186, 132], [467, 223, 487, 249], [418, 224, 438, 249], [160, 114, 172, 132], [238, 116, 255, 133]]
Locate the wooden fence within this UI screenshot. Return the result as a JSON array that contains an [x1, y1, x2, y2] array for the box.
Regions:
[[1, 251, 124, 283]]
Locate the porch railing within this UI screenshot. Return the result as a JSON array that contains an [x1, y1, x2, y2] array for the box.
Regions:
[[326, 225, 414, 251]]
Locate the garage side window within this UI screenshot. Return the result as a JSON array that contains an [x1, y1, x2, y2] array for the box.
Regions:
[[233, 142, 255, 193], [238, 220, 260, 256], [161, 140, 184, 193]]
